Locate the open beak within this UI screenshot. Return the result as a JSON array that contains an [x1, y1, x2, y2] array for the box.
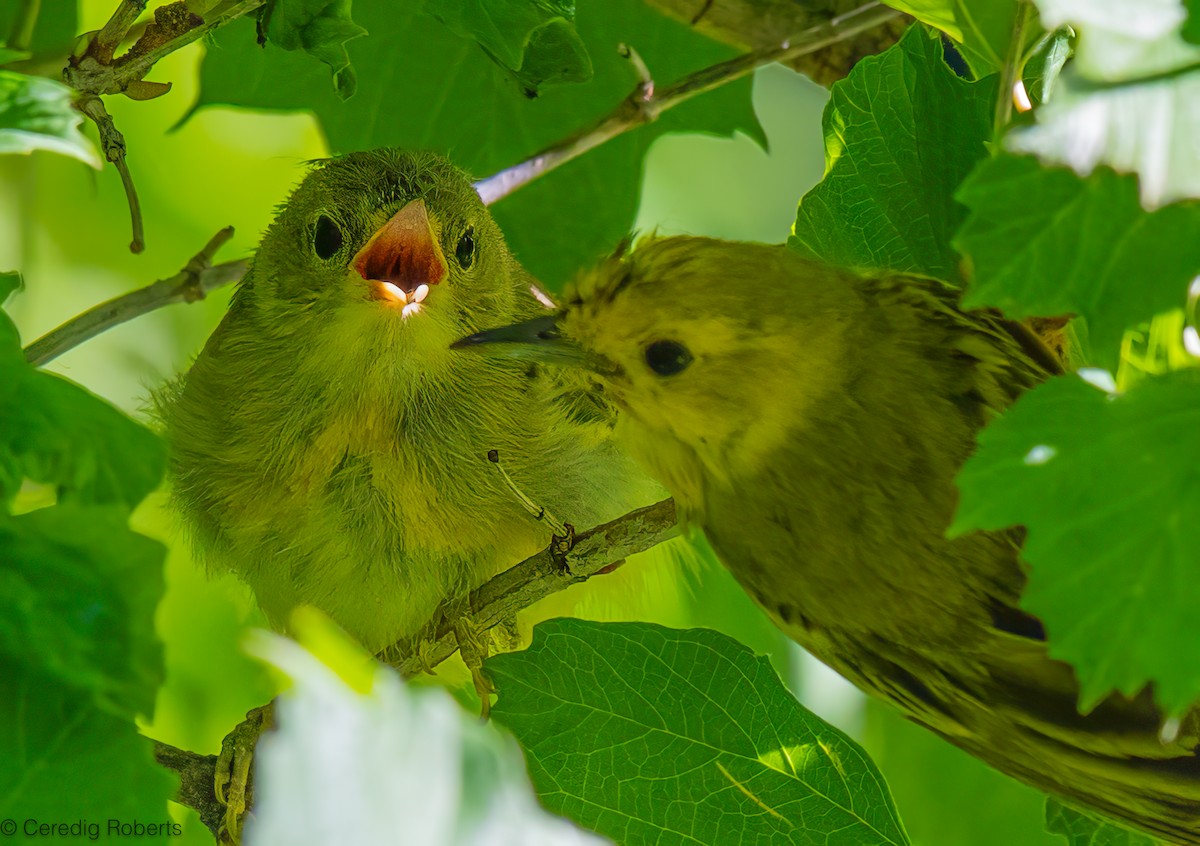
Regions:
[[451, 315, 592, 366], [353, 199, 448, 310]]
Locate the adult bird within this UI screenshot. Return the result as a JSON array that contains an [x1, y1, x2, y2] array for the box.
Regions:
[[455, 235, 1200, 844]]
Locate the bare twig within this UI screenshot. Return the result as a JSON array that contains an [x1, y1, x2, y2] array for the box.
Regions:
[[23, 227, 243, 366], [151, 498, 680, 832], [475, 1, 900, 205], [92, 0, 148, 63]]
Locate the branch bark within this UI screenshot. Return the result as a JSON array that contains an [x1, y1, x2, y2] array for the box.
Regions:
[[645, 0, 911, 86], [151, 498, 680, 836]]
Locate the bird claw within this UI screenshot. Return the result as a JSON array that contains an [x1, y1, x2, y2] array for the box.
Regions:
[[450, 612, 495, 719], [214, 703, 273, 845], [551, 522, 576, 575]]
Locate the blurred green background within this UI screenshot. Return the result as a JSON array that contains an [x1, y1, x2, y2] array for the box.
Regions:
[[1, 3, 1058, 842]]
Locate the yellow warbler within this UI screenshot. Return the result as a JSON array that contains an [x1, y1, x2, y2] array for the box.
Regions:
[[456, 235, 1200, 845]]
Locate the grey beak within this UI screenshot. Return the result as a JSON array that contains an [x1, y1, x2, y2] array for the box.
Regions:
[[451, 315, 590, 366]]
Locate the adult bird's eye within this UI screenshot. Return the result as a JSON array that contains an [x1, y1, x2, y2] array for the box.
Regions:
[[456, 226, 476, 269], [314, 215, 343, 260], [644, 340, 692, 376]]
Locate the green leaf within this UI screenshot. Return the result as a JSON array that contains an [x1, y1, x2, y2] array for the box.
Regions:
[[1023, 26, 1072, 105], [1045, 799, 1157, 846], [0, 668, 177, 831], [884, 0, 1023, 75], [263, 0, 368, 100], [0, 506, 166, 720], [1012, 0, 1200, 206], [191, 0, 761, 284], [424, 0, 592, 94], [1186, 0, 1200, 45], [951, 371, 1200, 713], [0, 318, 166, 508], [790, 25, 997, 283], [954, 155, 1200, 370], [244, 623, 605, 845], [488, 619, 910, 846], [0, 70, 100, 167]]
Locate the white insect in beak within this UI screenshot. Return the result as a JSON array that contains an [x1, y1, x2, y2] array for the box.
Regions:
[[380, 282, 431, 319]]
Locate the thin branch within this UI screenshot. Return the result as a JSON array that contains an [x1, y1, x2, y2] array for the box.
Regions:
[[92, 0, 147, 64], [30, 2, 897, 361], [475, 1, 900, 204], [150, 498, 680, 832], [23, 228, 244, 366]]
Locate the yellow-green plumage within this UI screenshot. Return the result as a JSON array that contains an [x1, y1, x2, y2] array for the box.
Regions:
[[460, 235, 1200, 844], [161, 150, 659, 653]]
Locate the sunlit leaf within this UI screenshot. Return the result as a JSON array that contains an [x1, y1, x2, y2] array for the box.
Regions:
[[1013, 0, 1200, 206], [489, 619, 910, 846], [791, 25, 996, 283], [0, 70, 99, 167]]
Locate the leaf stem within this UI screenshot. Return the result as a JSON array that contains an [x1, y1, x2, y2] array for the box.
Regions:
[[994, 0, 1034, 138]]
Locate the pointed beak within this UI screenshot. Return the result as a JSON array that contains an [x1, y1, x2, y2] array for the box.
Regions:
[[451, 315, 591, 366], [352, 199, 449, 297]]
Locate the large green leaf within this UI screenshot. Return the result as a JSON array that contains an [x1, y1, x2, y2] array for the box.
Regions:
[[791, 25, 996, 283], [0, 506, 166, 720], [0, 311, 165, 509], [0, 668, 177, 835], [424, 0, 592, 94], [191, 0, 761, 284], [0, 70, 99, 167], [951, 371, 1200, 713], [488, 619, 910, 846], [954, 155, 1200, 371]]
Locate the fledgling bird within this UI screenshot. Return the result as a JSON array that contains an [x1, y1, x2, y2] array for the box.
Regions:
[[160, 150, 660, 656], [456, 235, 1200, 844]]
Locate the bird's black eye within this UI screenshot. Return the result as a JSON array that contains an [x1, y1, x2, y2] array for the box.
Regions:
[[644, 340, 692, 376], [313, 215, 343, 260], [456, 226, 476, 269]]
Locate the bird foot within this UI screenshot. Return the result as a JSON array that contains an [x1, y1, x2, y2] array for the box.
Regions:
[[214, 703, 274, 845], [450, 610, 496, 719]]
